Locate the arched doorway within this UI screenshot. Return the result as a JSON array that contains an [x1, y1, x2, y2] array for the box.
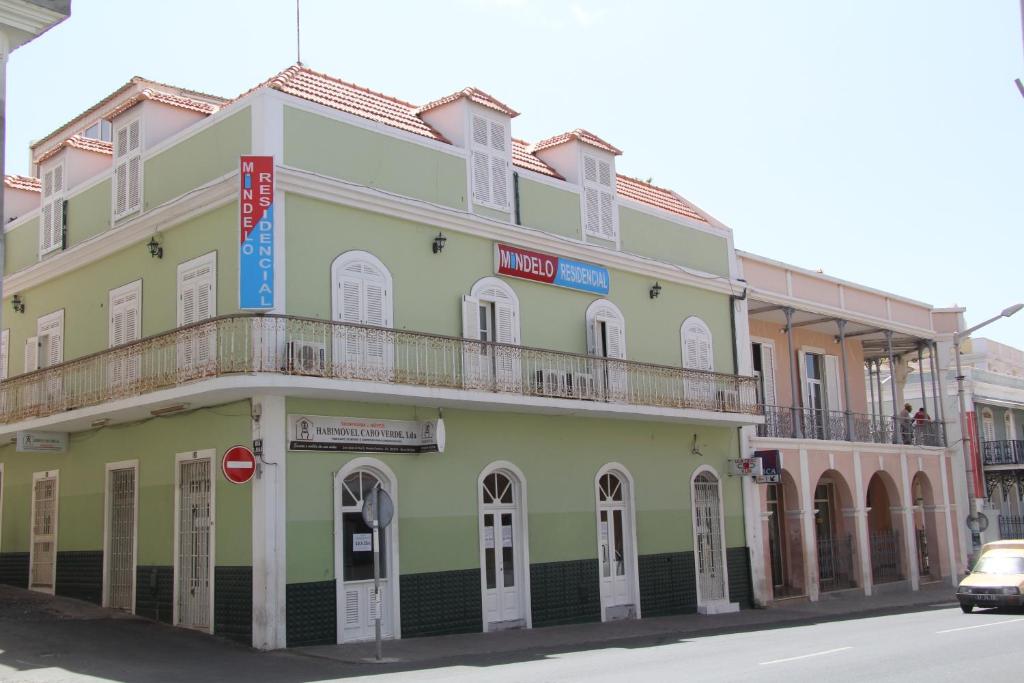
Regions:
[[911, 472, 940, 582], [866, 471, 903, 585], [334, 459, 400, 643], [813, 470, 857, 591], [478, 462, 530, 631], [767, 469, 805, 598], [691, 467, 729, 610], [595, 465, 640, 620]]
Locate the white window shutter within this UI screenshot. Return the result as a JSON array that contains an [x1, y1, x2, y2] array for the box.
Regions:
[[471, 151, 491, 205], [494, 300, 517, 345], [470, 114, 510, 210], [113, 118, 143, 219], [759, 343, 777, 406], [824, 354, 842, 412], [604, 319, 625, 359], [584, 187, 600, 235], [462, 295, 481, 340], [797, 351, 809, 408], [37, 312, 63, 368], [24, 336, 40, 373], [177, 255, 216, 373], [582, 154, 617, 241], [461, 295, 483, 386], [338, 276, 363, 324], [0, 329, 8, 380], [39, 163, 65, 255], [682, 320, 713, 371]]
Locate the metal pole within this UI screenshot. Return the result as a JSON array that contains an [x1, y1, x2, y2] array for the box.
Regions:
[[867, 357, 877, 422], [837, 320, 853, 440], [931, 341, 946, 443], [955, 338, 977, 504], [784, 307, 801, 438], [917, 344, 928, 416], [373, 485, 382, 661], [886, 331, 899, 445], [875, 359, 885, 424]]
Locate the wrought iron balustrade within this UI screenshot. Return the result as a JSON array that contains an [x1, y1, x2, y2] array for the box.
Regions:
[[757, 405, 945, 447], [0, 314, 762, 425], [870, 530, 902, 584], [982, 440, 1024, 466]]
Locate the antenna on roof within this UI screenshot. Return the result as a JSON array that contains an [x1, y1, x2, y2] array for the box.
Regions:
[[296, 0, 303, 66]]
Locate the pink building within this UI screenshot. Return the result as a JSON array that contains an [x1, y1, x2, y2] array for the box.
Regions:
[[736, 251, 967, 603]]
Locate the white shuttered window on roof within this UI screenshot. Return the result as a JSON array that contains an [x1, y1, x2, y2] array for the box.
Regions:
[[582, 153, 617, 242], [40, 161, 65, 256], [470, 114, 510, 211], [113, 117, 143, 220]]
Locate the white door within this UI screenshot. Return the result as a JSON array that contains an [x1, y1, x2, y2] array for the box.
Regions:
[[29, 473, 58, 593], [105, 466, 137, 611], [338, 470, 393, 642], [597, 472, 635, 618], [480, 471, 524, 628], [176, 456, 212, 630], [693, 471, 727, 604]]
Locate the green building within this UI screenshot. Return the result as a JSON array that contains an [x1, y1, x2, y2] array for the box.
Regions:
[[0, 66, 761, 649]]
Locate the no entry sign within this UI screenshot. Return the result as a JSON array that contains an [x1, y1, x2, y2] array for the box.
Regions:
[[222, 445, 257, 484]]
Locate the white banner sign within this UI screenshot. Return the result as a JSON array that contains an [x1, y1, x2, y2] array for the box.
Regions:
[[288, 415, 445, 454], [16, 431, 68, 453]]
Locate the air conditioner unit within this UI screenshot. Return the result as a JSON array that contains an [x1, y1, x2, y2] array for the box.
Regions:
[[569, 372, 596, 399], [287, 340, 326, 375], [534, 368, 569, 397]]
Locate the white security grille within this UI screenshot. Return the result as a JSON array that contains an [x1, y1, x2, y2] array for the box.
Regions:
[[177, 459, 211, 629], [30, 477, 57, 590], [694, 473, 726, 602], [107, 468, 136, 610]]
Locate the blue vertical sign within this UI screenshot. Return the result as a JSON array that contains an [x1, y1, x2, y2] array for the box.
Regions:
[[239, 155, 274, 310]]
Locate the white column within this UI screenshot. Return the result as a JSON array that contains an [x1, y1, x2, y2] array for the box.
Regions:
[[938, 454, 958, 586], [252, 394, 287, 650], [899, 453, 921, 589], [798, 449, 819, 601], [936, 335, 970, 573], [853, 451, 873, 596]]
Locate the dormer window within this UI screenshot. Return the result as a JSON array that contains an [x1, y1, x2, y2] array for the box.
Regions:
[[83, 119, 112, 142], [470, 113, 511, 211], [39, 160, 65, 256], [112, 115, 143, 220], [582, 153, 617, 242]]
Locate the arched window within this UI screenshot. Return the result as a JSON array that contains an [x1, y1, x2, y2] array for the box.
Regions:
[[331, 251, 393, 376], [1004, 411, 1017, 441], [981, 408, 996, 443], [463, 278, 521, 390], [681, 316, 714, 372], [478, 462, 530, 631], [585, 300, 626, 359]]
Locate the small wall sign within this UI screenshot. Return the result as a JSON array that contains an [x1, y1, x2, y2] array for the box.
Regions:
[[16, 430, 68, 453], [288, 415, 445, 453]]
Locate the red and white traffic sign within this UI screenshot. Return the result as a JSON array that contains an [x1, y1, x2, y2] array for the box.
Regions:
[[221, 445, 257, 484]]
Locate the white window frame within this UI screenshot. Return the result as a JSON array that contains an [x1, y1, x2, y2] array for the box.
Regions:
[[112, 113, 144, 221], [477, 460, 532, 632], [1004, 411, 1017, 441], [29, 469, 59, 594], [468, 111, 512, 212], [585, 299, 627, 359], [593, 463, 641, 621], [681, 316, 714, 371], [102, 459, 139, 612], [330, 250, 394, 328], [83, 119, 112, 142], [0, 329, 9, 380], [172, 449, 216, 633], [750, 337, 778, 407], [29, 309, 64, 372], [39, 158, 65, 257], [981, 408, 996, 442], [580, 151, 619, 245]]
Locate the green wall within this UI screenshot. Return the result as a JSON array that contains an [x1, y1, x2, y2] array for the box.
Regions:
[[517, 177, 581, 240], [285, 398, 741, 583], [144, 108, 252, 211], [0, 401, 251, 565], [283, 106, 468, 210], [620, 207, 730, 278], [286, 194, 734, 371], [2, 204, 238, 376], [66, 179, 112, 248], [4, 218, 38, 273]]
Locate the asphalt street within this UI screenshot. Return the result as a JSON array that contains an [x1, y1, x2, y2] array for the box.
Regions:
[[1, 588, 1022, 682]]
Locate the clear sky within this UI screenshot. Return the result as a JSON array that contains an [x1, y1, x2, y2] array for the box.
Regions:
[[7, 0, 1024, 347]]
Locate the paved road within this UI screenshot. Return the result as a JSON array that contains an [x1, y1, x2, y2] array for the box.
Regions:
[[1, 588, 1022, 682]]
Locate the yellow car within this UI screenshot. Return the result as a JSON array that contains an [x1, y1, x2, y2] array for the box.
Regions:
[[957, 540, 1024, 613]]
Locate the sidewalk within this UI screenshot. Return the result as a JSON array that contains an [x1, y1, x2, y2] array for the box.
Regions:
[[296, 580, 958, 665]]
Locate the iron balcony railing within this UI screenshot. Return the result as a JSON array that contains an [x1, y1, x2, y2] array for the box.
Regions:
[[757, 405, 946, 447], [0, 313, 762, 425], [982, 440, 1024, 466], [870, 530, 902, 584]]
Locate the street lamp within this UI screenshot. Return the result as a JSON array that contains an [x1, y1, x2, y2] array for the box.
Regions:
[[955, 303, 1023, 555]]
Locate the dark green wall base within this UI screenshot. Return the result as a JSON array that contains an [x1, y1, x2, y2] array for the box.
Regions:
[[401, 568, 482, 638], [286, 580, 336, 647], [530, 559, 601, 627], [0, 552, 28, 588], [639, 551, 697, 617], [55, 551, 102, 605], [215, 566, 252, 643], [726, 547, 753, 608], [135, 565, 173, 623]]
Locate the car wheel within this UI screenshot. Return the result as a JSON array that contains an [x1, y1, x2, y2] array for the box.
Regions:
[[960, 604, 973, 614]]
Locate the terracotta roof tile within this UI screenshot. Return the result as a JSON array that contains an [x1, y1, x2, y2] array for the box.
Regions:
[[257, 65, 448, 142], [616, 174, 708, 224], [34, 135, 114, 165], [106, 88, 220, 120], [414, 87, 519, 118], [4, 174, 41, 192], [511, 139, 563, 179], [530, 128, 622, 156]]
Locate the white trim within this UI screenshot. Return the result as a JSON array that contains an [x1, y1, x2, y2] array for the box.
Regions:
[[477, 460, 532, 632], [101, 459, 139, 612], [333, 457, 402, 643], [513, 166, 577, 191], [593, 462, 641, 621], [29, 469, 59, 594], [689, 464, 733, 612], [172, 449, 216, 633]]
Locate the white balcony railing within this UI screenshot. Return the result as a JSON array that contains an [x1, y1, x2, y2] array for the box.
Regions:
[[0, 314, 762, 425]]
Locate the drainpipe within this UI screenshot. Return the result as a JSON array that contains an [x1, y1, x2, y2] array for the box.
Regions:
[[836, 320, 853, 440], [728, 283, 748, 375], [931, 341, 947, 445], [886, 332, 899, 444], [784, 308, 801, 438], [512, 171, 521, 226]]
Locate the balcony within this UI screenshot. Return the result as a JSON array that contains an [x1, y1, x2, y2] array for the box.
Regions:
[[982, 440, 1024, 467], [0, 314, 761, 428], [757, 405, 946, 447]]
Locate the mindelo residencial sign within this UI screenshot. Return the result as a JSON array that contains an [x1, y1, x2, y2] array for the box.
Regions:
[[239, 155, 274, 310], [495, 243, 610, 295]]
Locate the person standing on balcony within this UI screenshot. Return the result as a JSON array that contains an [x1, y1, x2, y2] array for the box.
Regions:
[[899, 403, 913, 444], [914, 406, 931, 445]]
